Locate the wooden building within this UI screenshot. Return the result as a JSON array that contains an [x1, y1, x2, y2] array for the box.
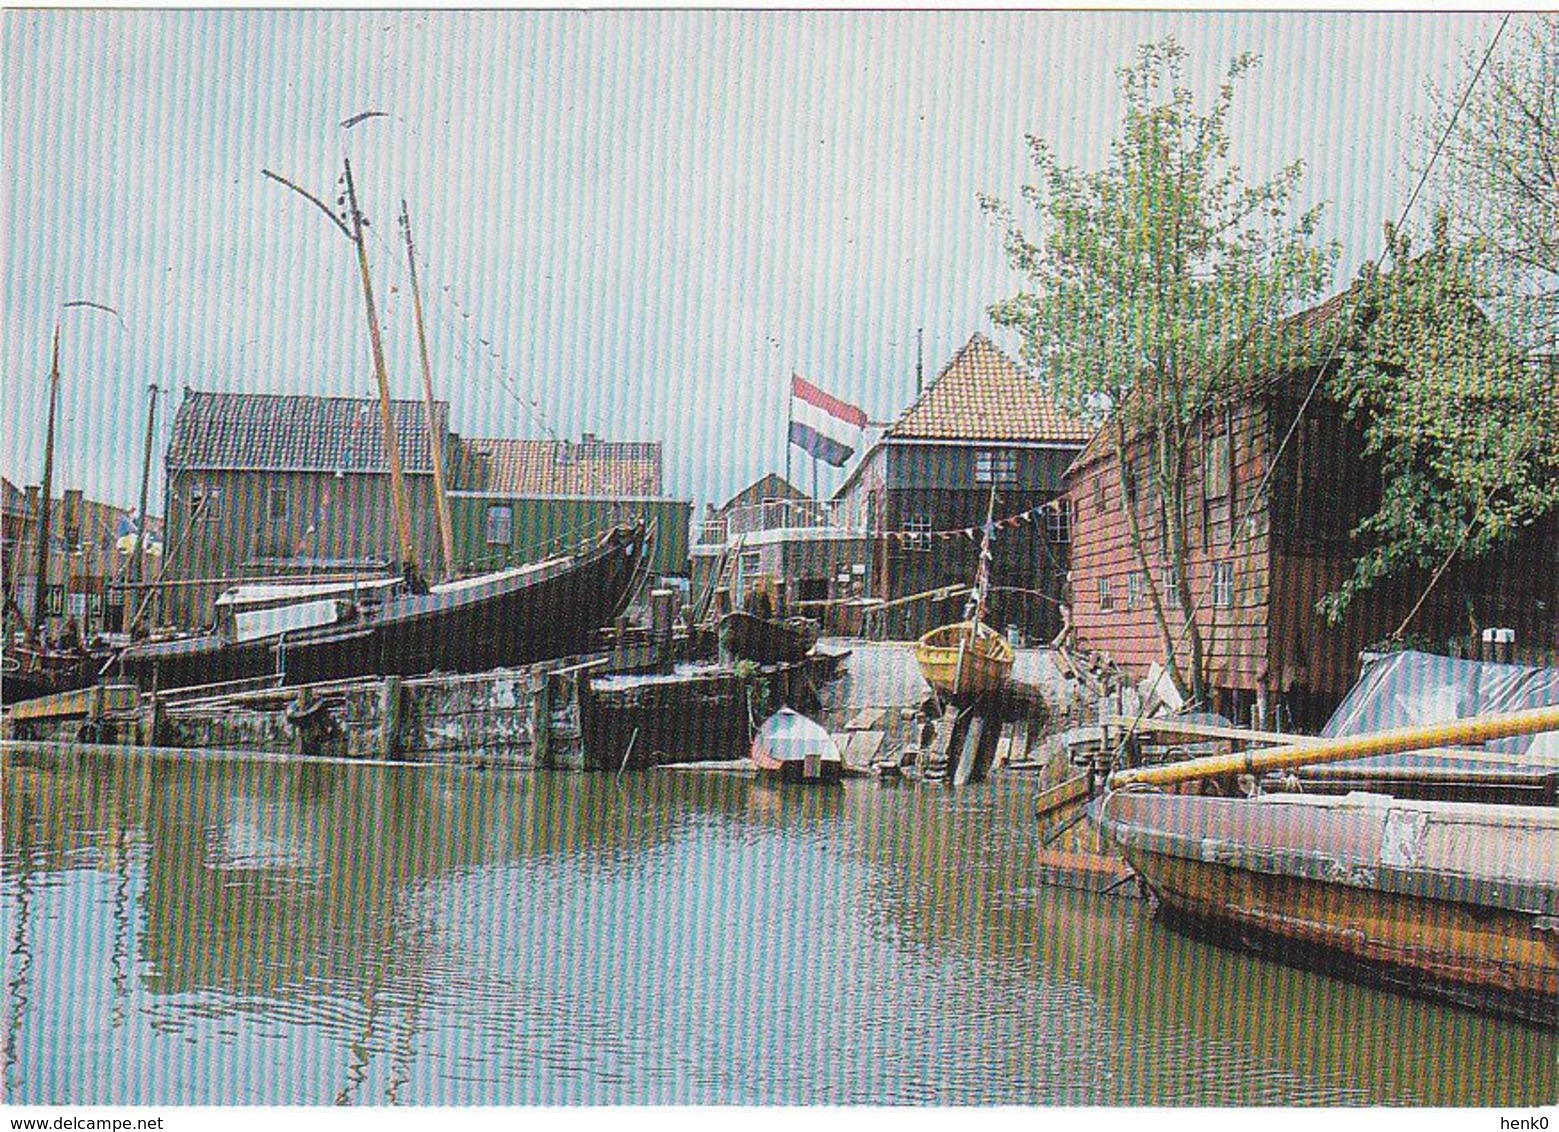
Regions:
[[3, 476, 149, 639], [451, 435, 689, 581], [689, 474, 869, 620], [832, 334, 1092, 641], [1064, 304, 1559, 729], [159, 391, 455, 628]]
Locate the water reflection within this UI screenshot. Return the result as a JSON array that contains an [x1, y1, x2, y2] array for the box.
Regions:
[[2, 745, 1553, 1105]]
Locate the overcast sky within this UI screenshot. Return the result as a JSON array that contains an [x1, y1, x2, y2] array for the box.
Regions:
[[1, 10, 1508, 513]]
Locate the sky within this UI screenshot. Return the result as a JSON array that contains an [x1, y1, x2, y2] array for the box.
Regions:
[[0, 9, 1511, 515]]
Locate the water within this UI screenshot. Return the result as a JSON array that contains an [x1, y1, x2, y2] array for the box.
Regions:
[[2, 745, 1552, 1106]]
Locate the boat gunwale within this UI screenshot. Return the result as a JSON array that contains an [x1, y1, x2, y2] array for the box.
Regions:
[[1097, 789, 1559, 916]]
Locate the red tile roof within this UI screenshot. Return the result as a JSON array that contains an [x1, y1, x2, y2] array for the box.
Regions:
[[463, 435, 663, 497], [888, 334, 1092, 444]]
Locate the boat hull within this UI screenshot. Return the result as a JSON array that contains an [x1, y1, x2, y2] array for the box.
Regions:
[[116, 524, 646, 691], [915, 621, 1013, 699], [1097, 790, 1559, 1024], [751, 706, 843, 783], [718, 611, 819, 666]]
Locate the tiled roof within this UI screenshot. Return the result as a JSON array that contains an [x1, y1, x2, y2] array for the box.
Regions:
[[1064, 288, 1358, 475], [463, 434, 662, 497], [167, 391, 450, 475], [718, 473, 808, 515], [888, 333, 1093, 444]]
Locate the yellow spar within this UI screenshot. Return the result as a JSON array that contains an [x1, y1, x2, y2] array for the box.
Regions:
[[1107, 703, 1559, 789]]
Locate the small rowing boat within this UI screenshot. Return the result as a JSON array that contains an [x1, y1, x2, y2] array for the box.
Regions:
[[915, 620, 1013, 700], [750, 706, 842, 783]]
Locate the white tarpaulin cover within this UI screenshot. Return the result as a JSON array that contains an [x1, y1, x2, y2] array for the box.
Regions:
[[1321, 649, 1559, 763]]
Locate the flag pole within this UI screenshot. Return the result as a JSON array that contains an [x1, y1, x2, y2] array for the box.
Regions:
[[785, 373, 793, 488]]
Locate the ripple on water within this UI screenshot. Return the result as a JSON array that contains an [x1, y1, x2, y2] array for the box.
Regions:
[[0, 756, 1553, 1106]]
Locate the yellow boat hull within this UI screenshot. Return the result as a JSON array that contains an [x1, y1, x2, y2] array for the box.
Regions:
[[915, 621, 1014, 699]]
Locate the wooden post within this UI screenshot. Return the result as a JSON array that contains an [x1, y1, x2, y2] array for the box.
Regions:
[[400, 200, 457, 581], [124, 383, 159, 633], [531, 669, 552, 768], [342, 158, 417, 574], [379, 675, 403, 760]]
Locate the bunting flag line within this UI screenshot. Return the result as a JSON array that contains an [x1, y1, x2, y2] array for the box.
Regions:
[[878, 503, 1058, 543]]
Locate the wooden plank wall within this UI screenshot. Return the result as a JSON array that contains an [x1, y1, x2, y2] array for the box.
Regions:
[[1066, 401, 1272, 697]]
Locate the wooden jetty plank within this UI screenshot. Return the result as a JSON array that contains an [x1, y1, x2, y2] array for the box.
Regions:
[[6, 683, 139, 723]]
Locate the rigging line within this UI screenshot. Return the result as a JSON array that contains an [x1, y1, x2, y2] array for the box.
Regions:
[[358, 218, 560, 440], [1110, 12, 1511, 740]]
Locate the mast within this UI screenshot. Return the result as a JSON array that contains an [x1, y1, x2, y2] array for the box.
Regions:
[[341, 157, 418, 577], [30, 324, 61, 636], [399, 200, 457, 580], [124, 383, 159, 633]]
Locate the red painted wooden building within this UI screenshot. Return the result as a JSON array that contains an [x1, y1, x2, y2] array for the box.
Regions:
[[1064, 304, 1558, 730]]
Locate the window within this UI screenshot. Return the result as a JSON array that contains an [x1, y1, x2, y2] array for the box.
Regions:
[[975, 449, 1018, 485], [485, 505, 513, 546], [1044, 499, 1072, 544], [1205, 432, 1231, 499], [1212, 561, 1235, 609], [188, 484, 221, 522], [1093, 473, 1106, 515], [902, 515, 932, 552], [1097, 576, 1114, 611], [268, 486, 289, 525], [1126, 571, 1145, 610], [1122, 462, 1139, 510], [1163, 566, 1182, 610]]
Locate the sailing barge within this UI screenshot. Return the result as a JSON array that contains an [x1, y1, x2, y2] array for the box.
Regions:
[[1097, 704, 1559, 1024], [115, 523, 646, 691], [1097, 788, 1558, 1025]]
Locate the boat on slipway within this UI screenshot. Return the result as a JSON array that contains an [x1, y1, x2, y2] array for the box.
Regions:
[[915, 491, 1014, 701], [718, 610, 819, 666], [116, 522, 647, 691], [751, 706, 843, 783]]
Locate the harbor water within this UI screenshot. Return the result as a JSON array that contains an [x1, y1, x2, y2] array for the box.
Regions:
[[2, 745, 1553, 1106]]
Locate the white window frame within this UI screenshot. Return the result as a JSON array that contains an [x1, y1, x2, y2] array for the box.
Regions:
[[1212, 561, 1235, 609], [1097, 576, 1114, 611], [902, 515, 932, 553], [975, 449, 1019, 486], [485, 504, 514, 547], [1044, 499, 1072, 545]]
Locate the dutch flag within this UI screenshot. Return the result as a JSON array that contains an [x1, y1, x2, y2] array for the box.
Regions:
[[789, 374, 866, 468]]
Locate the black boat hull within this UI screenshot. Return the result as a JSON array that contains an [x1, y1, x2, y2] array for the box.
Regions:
[[116, 524, 646, 691], [717, 611, 819, 666]]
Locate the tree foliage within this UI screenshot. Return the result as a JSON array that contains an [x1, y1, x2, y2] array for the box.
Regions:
[[1320, 219, 1559, 623], [1423, 13, 1559, 307], [985, 39, 1338, 700]]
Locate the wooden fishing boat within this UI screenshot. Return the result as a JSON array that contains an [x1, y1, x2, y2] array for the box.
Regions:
[[915, 620, 1013, 700], [717, 610, 819, 666], [2, 644, 107, 705], [750, 706, 842, 783], [115, 523, 647, 691], [1096, 788, 1558, 1025]]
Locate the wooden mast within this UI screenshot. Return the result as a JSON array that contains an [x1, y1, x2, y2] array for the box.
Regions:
[[123, 383, 159, 633], [340, 157, 418, 578], [30, 323, 61, 636], [399, 199, 457, 580]]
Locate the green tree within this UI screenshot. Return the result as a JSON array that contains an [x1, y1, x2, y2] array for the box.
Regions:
[[1321, 218, 1559, 624], [1423, 14, 1558, 305], [985, 39, 1337, 702]]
